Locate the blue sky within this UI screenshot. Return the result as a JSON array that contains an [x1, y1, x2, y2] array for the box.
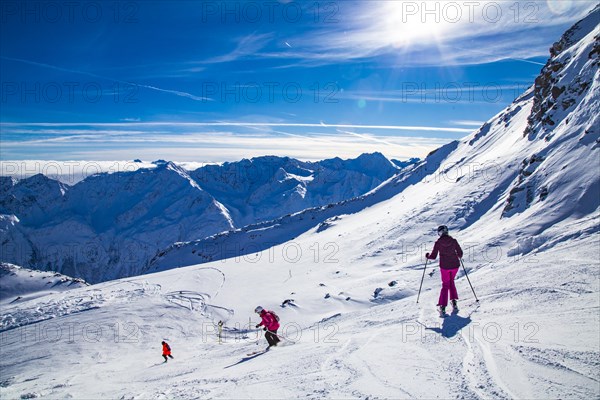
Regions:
[[0, 0, 596, 163]]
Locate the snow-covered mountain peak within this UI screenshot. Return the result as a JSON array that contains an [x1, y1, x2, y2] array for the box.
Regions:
[[159, 160, 205, 191], [12, 173, 67, 194], [249, 154, 291, 164], [0, 175, 17, 188], [495, 8, 599, 223], [527, 5, 599, 139], [348, 152, 399, 179], [0, 173, 68, 224], [353, 151, 392, 164], [550, 5, 599, 57]]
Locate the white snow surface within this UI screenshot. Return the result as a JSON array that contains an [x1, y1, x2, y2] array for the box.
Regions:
[[0, 263, 88, 303], [1, 7, 599, 399], [1, 205, 598, 398]]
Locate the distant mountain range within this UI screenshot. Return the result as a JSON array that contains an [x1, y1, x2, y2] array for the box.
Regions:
[[0, 153, 407, 282]]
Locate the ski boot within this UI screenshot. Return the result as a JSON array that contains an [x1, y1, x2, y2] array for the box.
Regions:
[[451, 299, 459, 314], [437, 305, 447, 317]]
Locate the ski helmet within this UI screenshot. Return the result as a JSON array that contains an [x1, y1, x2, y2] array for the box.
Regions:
[[254, 306, 264, 314], [437, 225, 449, 236]]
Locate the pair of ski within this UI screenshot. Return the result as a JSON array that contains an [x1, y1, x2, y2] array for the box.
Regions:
[[247, 343, 287, 356], [246, 348, 271, 356]]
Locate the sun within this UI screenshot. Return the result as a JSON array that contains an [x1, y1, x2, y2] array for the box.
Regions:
[[382, 2, 451, 49]]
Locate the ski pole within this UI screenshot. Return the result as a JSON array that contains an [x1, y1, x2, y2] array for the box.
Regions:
[[460, 258, 479, 302], [416, 258, 429, 303], [251, 318, 260, 346]]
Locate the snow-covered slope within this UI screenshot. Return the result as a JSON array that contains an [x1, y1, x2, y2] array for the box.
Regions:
[[0, 263, 87, 303], [0, 7, 598, 399], [4, 233, 597, 398], [0, 154, 401, 283]]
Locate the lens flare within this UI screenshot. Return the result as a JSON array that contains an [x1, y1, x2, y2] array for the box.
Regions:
[[547, 0, 572, 15]]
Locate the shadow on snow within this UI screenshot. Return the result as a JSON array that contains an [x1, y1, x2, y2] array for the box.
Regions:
[[419, 313, 473, 338], [223, 350, 268, 369]]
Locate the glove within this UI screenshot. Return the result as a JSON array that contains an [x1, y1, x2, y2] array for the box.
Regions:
[[263, 327, 266, 331], [255, 324, 260, 328], [425, 253, 430, 258]]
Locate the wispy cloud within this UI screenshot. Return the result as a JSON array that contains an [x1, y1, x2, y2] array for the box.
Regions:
[[0, 136, 447, 165], [336, 85, 531, 105], [337, 130, 397, 146], [259, 1, 597, 67], [0, 121, 463, 162], [0, 121, 473, 133], [0, 56, 213, 101], [197, 33, 274, 65], [449, 120, 485, 127]]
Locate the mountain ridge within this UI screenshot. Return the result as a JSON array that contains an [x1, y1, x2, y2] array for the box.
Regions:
[[0, 153, 407, 282]]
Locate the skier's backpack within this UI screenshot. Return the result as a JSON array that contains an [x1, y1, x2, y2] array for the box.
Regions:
[[268, 310, 280, 322], [165, 343, 171, 351]]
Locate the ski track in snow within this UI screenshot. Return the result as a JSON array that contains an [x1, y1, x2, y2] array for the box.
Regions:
[[0, 280, 162, 332], [160, 267, 235, 325], [462, 324, 513, 399]]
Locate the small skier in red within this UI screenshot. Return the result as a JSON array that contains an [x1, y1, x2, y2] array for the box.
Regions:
[[162, 341, 174, 362], [426, 225, 463, 316], [254, 306, 280, 348]]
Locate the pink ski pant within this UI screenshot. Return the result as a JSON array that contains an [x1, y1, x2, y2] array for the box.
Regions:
[[438, 268, 459, 307]]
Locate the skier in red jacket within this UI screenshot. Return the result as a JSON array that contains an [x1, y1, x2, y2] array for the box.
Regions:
[[254, 306, 280, 348], [426, 225, 463, 315], [161, 341, 174, 362]]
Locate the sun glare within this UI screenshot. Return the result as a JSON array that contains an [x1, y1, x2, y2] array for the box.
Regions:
[[383, 2, 452, 48]]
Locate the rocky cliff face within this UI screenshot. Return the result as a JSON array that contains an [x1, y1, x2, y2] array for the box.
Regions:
[[504, 6, 599, 218], [526, 5, 599, 139]]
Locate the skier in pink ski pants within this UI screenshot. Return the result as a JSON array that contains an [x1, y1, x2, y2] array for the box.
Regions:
[[254, 306, 280, 347], [426, 225, 463, 314]]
